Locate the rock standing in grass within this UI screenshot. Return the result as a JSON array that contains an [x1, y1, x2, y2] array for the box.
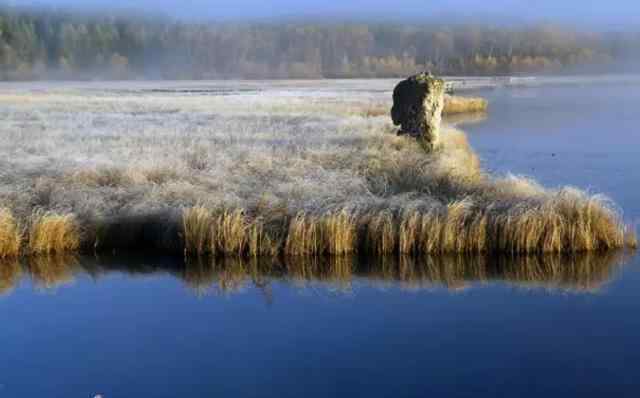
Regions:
[[391, 72, 446, 151]]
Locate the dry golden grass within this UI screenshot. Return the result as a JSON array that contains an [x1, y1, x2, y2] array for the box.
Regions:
[[27, 212, 80, 255], [177, 128, 630, 257], [185, 208, 359, 257], [184, 207, 283, 257], [626, 227, 638, 249], [322, 212, 358, 255], [443, 95, 489, 115], [0, 208, 22, 259], [183, 207, 214, 256], [182, 186, 631, 257], [359, 95, 488, 119]]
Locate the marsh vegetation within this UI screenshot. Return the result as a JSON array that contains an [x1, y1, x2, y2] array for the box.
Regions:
[[0, 81, 635, 259]]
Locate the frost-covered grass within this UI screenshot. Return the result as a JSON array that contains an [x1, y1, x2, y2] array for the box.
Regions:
[[0, 81, 635, 257]]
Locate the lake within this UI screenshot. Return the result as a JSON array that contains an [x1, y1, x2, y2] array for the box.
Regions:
[[1, 80, 639, 398]]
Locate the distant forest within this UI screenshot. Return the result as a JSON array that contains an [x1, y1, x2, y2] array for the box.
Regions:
[[2, 5, 640, 80]]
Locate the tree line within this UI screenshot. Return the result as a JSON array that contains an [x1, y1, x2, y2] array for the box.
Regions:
[[2, 5, 640, 80]]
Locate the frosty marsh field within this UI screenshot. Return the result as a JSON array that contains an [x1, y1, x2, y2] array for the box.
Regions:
[[4, 78, 640, 398], [0, 79, 636, 258]]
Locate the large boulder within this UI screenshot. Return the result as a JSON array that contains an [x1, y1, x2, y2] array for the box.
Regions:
[[391, 73, 446, 150]]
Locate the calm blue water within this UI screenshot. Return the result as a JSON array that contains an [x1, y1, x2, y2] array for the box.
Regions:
[[466, 83, 640, 222], [2, 83, 640, 398]]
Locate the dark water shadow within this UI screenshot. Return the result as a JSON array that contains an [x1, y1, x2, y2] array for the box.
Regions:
[[1, 251, 635, 299]]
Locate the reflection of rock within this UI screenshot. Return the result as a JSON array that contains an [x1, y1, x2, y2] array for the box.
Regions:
[[391, 73, 445, 150]]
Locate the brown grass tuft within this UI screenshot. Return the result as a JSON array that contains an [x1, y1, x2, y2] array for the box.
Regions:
[[443, 95, 489, 115], [0, 208, 22, 259], [183, 206, 214, 256], [321, 211, 357, 255], [28, 212, 80, 255], [285, 213, 321, 256]]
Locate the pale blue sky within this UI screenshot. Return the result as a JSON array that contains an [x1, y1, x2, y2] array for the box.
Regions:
[[9, 0, 640, 26]]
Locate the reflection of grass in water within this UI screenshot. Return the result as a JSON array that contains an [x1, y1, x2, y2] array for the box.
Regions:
[[0, 259, 22, 296], [0, 251, 631, 298], [284, 256, 354, 292], [182, 256, 354, 295], [177, 251, 629, 296], [498, 251, 628, 292], [143, 251, 640, 296], [28, 255, 79, 290]]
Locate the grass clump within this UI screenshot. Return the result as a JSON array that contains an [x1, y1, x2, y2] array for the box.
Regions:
[[183, 206, 214, 256], [184, 207, 274, 257], [28, 212, 80, 255], [0, 208, 22, 259], [443, 95, 489, 115]]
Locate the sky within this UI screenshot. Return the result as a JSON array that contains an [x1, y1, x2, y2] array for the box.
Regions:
[[8, 0, 640, 27]]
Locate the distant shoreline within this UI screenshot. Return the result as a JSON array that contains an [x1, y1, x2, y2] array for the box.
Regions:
[[3, 75, 640, 92]]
